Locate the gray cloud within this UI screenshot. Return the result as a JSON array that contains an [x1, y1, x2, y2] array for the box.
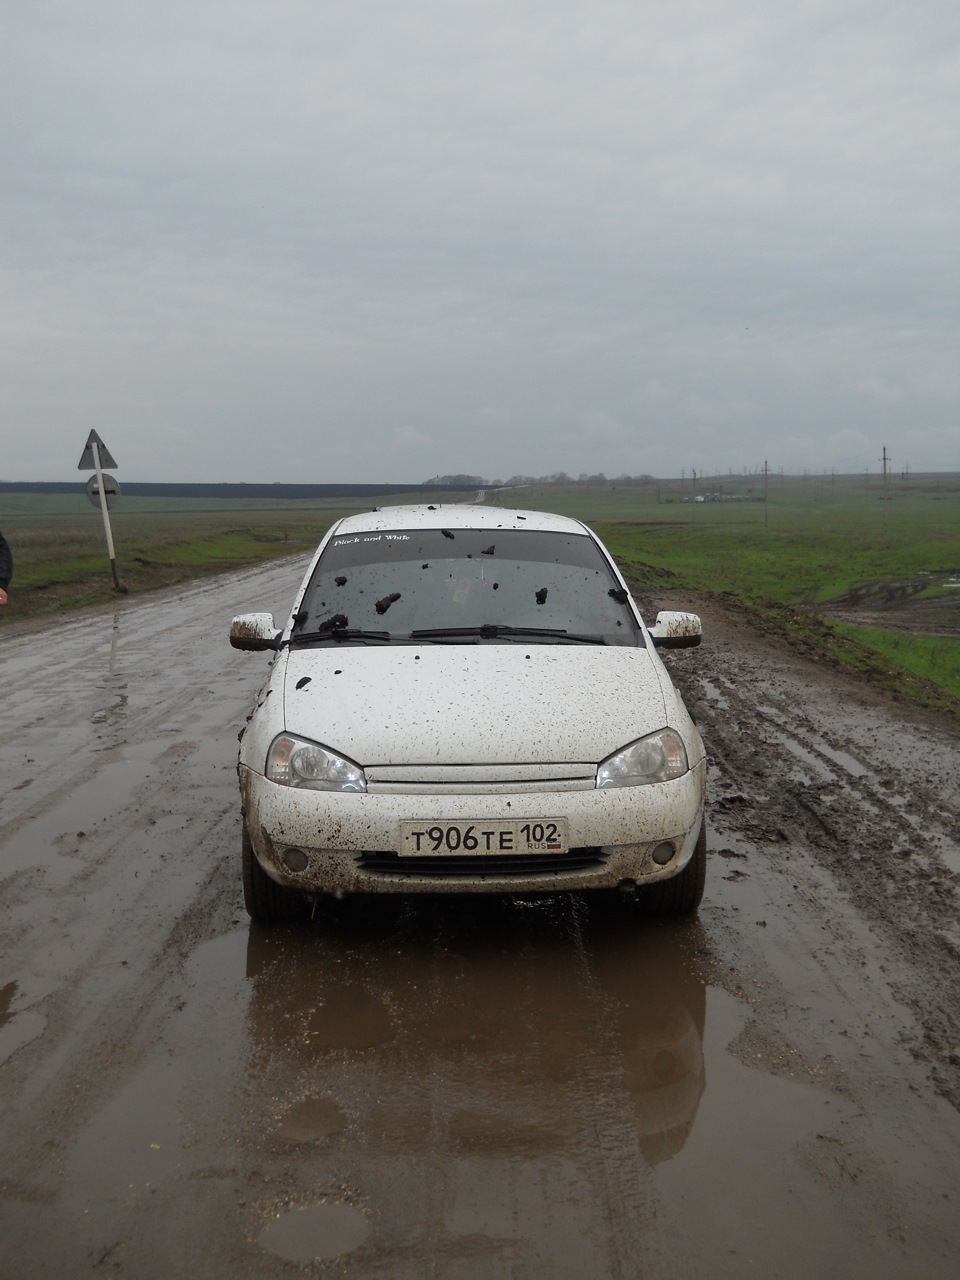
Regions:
[[2, 0, 958, 481]]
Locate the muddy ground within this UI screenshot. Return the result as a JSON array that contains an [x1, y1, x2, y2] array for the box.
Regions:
[[819, 571, 960, 639], [1, 558, 959, 1278]]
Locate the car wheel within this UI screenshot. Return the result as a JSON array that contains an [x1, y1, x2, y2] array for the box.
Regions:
[[643, 822, 707, 916], [241, 825, 311, 923]]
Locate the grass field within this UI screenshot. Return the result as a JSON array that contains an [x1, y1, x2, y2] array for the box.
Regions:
[[832, 624, 960, 697], [3, 475, 959, 709]]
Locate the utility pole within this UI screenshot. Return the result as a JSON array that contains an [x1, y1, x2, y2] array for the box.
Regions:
[[763, 459, 769, 528], [880, 446, 891, 535]]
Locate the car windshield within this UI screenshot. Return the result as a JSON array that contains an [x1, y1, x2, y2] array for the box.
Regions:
[[291, 526, 643, 646]]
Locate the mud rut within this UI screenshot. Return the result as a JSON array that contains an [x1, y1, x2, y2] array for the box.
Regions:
[[1, 562, 959, 1278], [655, 589, 960, 1107]]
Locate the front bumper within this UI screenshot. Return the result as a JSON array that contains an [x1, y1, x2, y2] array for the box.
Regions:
[[239, 761, 707, 896]]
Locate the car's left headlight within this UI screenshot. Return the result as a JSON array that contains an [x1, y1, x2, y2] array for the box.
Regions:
[[597, 729, 689, 788], [266, 734, 367, 792]]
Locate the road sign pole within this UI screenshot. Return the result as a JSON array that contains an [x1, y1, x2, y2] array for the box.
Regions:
[[91, 440, 122, 592]]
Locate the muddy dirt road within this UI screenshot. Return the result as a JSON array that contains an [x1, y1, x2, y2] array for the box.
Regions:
[[2, 559, 959, 1278]]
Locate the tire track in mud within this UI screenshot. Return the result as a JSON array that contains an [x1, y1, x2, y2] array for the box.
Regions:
[[655, 594, 960, 1108]]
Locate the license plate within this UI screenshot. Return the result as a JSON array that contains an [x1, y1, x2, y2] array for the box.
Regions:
[[398, 819, 568, 856]]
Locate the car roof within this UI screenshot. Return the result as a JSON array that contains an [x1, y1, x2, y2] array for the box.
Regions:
[[330, 504, 593, 537]]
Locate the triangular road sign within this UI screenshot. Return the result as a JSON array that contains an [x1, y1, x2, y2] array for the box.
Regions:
[[78, 430, 118, 470]]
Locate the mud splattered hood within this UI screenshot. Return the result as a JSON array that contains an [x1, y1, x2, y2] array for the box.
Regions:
[[279, 644, 669, 765]]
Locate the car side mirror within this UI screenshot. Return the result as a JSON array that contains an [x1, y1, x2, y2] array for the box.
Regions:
[[649, 611, 702, 649], [230, 613, 282, 651]]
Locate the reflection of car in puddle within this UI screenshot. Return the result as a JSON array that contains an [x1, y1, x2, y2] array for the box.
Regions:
[[583, 911, 705, 1165], [243, 897, 704, 1170]]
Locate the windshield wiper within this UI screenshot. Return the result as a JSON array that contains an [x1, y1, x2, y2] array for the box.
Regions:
[[409, 625, 607, 644], [286, 628, 394, 646]]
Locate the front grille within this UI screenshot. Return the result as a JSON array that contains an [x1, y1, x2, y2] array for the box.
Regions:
[[356, 848, 606, 878], [364, 762, 597, 794], [366, 779, 595, 795]]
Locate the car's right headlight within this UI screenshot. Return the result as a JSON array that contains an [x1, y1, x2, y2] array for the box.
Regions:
[[266, 734, 367, 791], [596, 728, 689, 788]]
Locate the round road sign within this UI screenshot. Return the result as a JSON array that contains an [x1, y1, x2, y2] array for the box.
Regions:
[[86, 474, 121, 510]]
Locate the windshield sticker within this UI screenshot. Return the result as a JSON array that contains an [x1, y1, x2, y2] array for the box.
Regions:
[[332, 533, 411, 546]]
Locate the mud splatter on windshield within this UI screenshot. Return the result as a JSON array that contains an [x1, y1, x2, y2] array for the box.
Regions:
[[296, 528, 642, 646]]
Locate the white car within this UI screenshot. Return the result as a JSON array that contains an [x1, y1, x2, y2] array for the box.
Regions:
[[230, 505, 707, 922]]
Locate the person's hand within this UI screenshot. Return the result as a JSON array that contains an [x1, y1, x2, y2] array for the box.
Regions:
[[0, 588, 8, 606]]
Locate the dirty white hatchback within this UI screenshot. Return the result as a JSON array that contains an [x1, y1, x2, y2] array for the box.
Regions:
[[230, 505, 707, 922]]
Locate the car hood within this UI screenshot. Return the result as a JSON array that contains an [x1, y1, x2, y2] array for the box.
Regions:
[[280, 644, 668, 765]]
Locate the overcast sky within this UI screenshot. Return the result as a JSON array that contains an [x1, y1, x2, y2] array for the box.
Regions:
[[2, 1, 958, 483]]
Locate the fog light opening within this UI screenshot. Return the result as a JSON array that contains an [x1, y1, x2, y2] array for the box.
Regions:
[[652, 842, 675, 866], [282, 847, 309, 873]]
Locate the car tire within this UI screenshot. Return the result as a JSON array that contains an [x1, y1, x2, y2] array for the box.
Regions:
[[643, 821, 707, 916], [242, 826, 310, 923]]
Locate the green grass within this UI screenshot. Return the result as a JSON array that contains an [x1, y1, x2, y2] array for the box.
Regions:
[[831, 624, 960, 700]]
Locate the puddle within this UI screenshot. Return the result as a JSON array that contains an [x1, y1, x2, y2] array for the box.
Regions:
[[448, 1110, 567, 1155], [90, 686, 129, 726], [245, 928, 397, 1053], [656, 988, 864, 1275], [258, 1202, 370, 1263], [300, 984, 395, 1050], [277, 1096, 346, 1143], [764, 728, 835, 783], [764, 727, 869, 784], [700, 678, 731, 709], [817, 743, 869, 778]]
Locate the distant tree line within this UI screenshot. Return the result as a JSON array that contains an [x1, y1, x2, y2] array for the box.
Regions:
[[424, 474, 489, 487]]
